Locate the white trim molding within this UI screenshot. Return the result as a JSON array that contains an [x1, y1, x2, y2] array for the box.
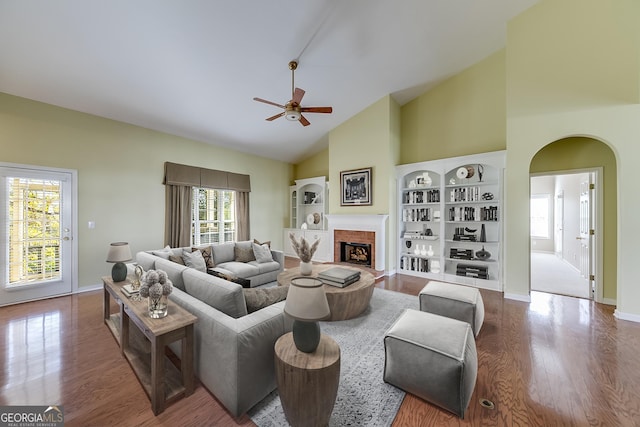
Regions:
[[504, 293, 532, 303], [326, 214, 389, 271], [614, 310, 640, 323]]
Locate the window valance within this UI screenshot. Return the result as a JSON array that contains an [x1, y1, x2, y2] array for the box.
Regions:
[[163, 162, 251, 192]]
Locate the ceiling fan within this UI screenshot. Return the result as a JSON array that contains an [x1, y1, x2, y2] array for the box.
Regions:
[[253, 60, 333, 126]]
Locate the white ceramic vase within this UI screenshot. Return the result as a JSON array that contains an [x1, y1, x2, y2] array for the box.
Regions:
[[426, 245, 434, 257], [300, 261, 313, 276]]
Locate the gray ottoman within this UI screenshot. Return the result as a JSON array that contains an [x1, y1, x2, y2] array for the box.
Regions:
[[383, 309, 477, 418], [419, 281, 485, 336]]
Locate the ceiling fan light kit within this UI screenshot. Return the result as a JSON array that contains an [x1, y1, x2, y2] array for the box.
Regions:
[[286, 110, 301, 121], [253, 60, 333, 127]]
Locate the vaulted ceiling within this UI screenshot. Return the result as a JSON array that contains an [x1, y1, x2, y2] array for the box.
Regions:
[[0, 0, 537, 163]]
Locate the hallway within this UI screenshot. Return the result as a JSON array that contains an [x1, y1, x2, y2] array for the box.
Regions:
[[531, 251, 590, 299]]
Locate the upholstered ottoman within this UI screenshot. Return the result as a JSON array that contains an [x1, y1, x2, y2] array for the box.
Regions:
[[419, 281, 485, 336], [383, 309, 477, 418]]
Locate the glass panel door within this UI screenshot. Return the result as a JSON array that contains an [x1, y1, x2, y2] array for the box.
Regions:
[[1, 165, 74, 306]]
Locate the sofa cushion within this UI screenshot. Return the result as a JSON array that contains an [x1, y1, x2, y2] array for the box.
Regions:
[[151, 245, 172, 259], [253, 238, 271, 248], [252, 243, 274, 263], [183, 268, 248, 318], [137, 252, 158, 271], [247, 260, 281, 275], [234, 241, 256, 262], [243, 286, 289, 313], [169, 254, 186, 265], [155, 258, 189, 291], [192, 245, 215, 269], [209, 268, 251, 288], [217, 261, 260, 278], [182, 249, 207, 273], [212, 242, 235, 264]]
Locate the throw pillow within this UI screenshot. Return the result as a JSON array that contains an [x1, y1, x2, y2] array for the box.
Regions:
[[169, 254, 186, 265], [182, 249, 207, 273], [208, 269, 251, 288], [253, 239, 271, 248], [152, 245, 172, 259], [243, 286, 289, 313], [252, 243, 274, 264], [234, 244, 256, 262], [192, 245, 215, 269]]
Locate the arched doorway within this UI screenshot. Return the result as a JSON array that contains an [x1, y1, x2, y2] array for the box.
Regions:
[[529, 137, 617, 303]]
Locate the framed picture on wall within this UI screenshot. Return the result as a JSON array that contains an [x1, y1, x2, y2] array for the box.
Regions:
[[340, 167, 372, 206]]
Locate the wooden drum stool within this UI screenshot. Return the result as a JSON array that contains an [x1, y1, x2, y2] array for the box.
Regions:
[[274, 332, 340, 427]]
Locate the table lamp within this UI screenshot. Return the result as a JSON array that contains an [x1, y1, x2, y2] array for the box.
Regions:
[[106, 242, 132, 282], [284, 277, 330, 353]]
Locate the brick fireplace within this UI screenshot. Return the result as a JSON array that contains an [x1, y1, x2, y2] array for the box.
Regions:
[[334, 230, 376, 268], [326, 214, 388, 272]]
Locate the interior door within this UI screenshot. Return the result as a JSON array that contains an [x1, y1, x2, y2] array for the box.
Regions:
[[0, 165, 75, 306], [554, 190, 564, 256], [578, 177, 593, 297]]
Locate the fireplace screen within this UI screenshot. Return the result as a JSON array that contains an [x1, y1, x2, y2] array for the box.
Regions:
[[341, 242, 372, 267]]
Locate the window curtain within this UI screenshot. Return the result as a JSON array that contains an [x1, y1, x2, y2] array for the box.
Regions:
[[235, 191, 250, 241], [164, 162, 251, 246], [164, 185, 192, 247]]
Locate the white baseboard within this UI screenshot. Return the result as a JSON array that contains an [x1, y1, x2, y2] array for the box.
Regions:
[[601, 298, 616, 306], [385, 269, 396, 277], [504, 292, 531, 303], [75, 283, 102, 293], [614, 309, 640, 323]]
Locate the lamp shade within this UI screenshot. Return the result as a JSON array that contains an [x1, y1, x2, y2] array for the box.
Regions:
[[284, 277, 330, 321], [106, 242, 132, 263]]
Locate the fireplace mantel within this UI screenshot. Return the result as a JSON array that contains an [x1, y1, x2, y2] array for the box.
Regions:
[[326, 214, 388, 271]]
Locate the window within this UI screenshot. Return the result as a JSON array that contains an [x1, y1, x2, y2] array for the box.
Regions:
[[192, 188, 235, 245], [530, 194, 551, 239], [7, 177, 62, 285]]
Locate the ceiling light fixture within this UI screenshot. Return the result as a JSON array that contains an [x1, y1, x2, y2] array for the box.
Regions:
[[285, 109, 301, 121]]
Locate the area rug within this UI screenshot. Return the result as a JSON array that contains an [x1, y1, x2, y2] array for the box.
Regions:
[[248, 287, 419, 426]]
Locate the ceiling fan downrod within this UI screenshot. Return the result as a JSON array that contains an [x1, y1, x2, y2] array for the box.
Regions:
[[289, 60, 298, 102]]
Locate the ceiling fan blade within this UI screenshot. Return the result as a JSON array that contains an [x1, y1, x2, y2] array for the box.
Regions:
[[299, 115, 311, 126], [292, 88, 305, 105], [266, 112, 285, 121], [300, 106, 333, 114], [253, 97, 285, 109]]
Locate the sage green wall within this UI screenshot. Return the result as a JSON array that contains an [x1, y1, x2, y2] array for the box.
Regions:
[[328, 95, 401, 270], [507, 0, 639, 117], [506, 0, 640, 315], [400, 49, 507, 164], [293, 148, 329, 182], [530, 137, 617, 300], [0, 93, 291, 289]]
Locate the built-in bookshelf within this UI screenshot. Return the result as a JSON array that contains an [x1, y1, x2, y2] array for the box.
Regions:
[[284, 176, 331, 262], [396, 151, 505, 291]]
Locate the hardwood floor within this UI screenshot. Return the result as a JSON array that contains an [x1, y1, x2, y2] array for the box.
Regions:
[[2, 260, 639, 426]]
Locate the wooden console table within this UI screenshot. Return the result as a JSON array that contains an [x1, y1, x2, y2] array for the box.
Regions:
[[274, 332, 340, 427], [103, 276, 197, 415]]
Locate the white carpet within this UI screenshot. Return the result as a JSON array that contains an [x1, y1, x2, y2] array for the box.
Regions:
[[248, 287, 417, 426], [531, 252, 590, 298]]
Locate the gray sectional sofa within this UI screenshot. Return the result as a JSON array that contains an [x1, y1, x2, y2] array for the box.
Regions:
[[135, 241, 292, 417], [143, 240, 284, 287]]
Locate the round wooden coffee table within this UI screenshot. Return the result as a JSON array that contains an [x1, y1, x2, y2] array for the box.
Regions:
[[277, 264, 376, 321]]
